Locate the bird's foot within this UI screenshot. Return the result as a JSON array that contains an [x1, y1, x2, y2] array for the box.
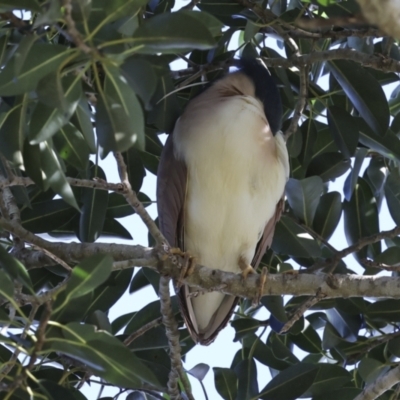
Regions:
[[253, 267, 268, 307], [176, 252, 196, 289], [238, 257, 256, 280]]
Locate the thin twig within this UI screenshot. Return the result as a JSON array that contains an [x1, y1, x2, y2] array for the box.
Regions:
[[284, 66, 308, 140], [123, 317, 163, 346], [159, 276, 193, 400], [113, 152, 167, 246]]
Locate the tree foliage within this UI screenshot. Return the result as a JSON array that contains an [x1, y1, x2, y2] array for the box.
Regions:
[[0, 0, 400, 399]]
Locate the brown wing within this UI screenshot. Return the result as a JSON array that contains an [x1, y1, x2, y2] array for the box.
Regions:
[[252, 197, 285, 269], [156, 133, 187, 248]]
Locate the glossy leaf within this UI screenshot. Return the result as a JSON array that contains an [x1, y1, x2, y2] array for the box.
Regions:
[[313, 191, 342, 240], [96, 64, 145, 155], [30, 73, 83, 143], [214, 367, 238, 400], [286, 177, 323, 226], [329, 60, 389, 135], [0, 270, 14, 301], [307, 152, 351, 182], [131, 11, 216, 54], [259, 363, 318, 400], [38, 141, 79, 210], [0, 247, 32, 291], [272, 216, 321, 258], [385, 169, 400, 226], [0, 44, 74, 96], [327, 106, 359, 158], [187, 363, 209, 381], [44, 322, 160, 389], [343, 177, 380, 262], [66, 254, 113, 300], [79, 164, 108, 243], [234, 358, 258, 400], [53, 123, 90, 170], [343, 148, 368, 201]]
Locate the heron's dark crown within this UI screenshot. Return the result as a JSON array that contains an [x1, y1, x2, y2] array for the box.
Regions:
[[237, 58, 283, 135]]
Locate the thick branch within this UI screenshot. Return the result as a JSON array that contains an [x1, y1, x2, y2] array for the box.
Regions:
[[354, 364, 400, 400]]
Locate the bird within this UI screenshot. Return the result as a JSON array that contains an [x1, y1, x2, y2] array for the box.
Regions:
[[156, 58, 290, 345]]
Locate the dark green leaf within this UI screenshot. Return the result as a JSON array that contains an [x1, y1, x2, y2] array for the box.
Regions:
[[234, 359, 258, 400], [0, 247, 32, 291], [96, 64, 145, 155], [66, 254, 113, 300], [290, 324, 322, 354], [123, 147, 146, 192], [0, 270, 14, 301], [358, 358, 389, 384], [0, 0, 41, 11], [259, 363, 318, 400], [45, 322, 161, 389], [39, 140, 79, 210], [53, 123, 90, 170], [0, 94, 29, 166], [131, 11, 216, 54], [367, 300, 400, 322], [21, 199, 76, 233], [106, 192, 151, 219], [327, 106, 359, 158], [343, 148, 368, 201], [231, 318, 260, 342], [272, 216, 321, 258], [385, 169, 400, 226], [375, 247, 400, 266], [343, 177, 380, 262], [0, 44, 74, 96], [30, 73, 83, 143], [329, 60, 389, 135], [214, 367, 238, 400], [302, 364, 352, 397], [313, 191, 342, 240], [307, 152, 351, 182], [326, 308, 362, 342], [79, 164, 108, 242], [286, 177, 323, 226]]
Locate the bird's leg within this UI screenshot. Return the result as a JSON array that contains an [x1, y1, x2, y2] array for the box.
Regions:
[[177, 251, 196, 289], [238, 256, 256, 280], [253, 267, 268, 307]]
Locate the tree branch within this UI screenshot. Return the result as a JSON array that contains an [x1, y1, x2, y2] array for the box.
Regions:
[[354, 363, 400, 400]]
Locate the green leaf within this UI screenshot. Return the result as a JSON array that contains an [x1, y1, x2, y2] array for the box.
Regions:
[[302, 364, 352, 397], [0, 94, 29, 166], [187, 363, 210, 381], [213, 367, 238, 400], [96, 64, 145, 155], [259, 363, 318, 400], [0, 270, 14, 301], [329, 60, 389, 135], [66, 254, 113, 300], [290, 324, 322, 354], [121, 57, 157, 110], [285, 177, 323, 226], [375, 247, 400, 266], [0, 247, 32, 291], [131, 11, 216, 54], [358, 358, 389, 384], [104, 0, 148, 21], [307, 152, 351, 182], [106, 192, 151, 219], [313, 191, 342, 240], [231, 319, 261, 342], [53, 123, 90, 170], [0, 44, 74, 96], [0, 0, 41, 11], [343, 177, 380, 262], [123, 147, 146, 192], [326, 308, 362, 342], [358, 119, 400, 162], [21, 199, 76, 233], [234, 358, 258, 400], [39, 140, 79, 210], [343, 148, 368, 201], [70, 94, 96, 153], [79, 165, 108, 243], [385, 169, 400, 226], [366, 299, 400, 322], [30, 73, 83, 143], [327, 106, 359, 158], [272, 216, 321, 258], [45, 322, 160, 389]]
